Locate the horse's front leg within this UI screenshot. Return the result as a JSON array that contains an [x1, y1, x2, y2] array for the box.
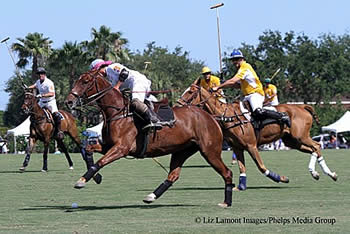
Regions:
[[74, 144, 130, 189], [80, 141, 103, 184], [41, 142, 50, 172], [19, 137, 37, 172]]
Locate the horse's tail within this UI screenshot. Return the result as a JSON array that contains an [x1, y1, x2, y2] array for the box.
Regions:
[[303, 105, 320, 125]]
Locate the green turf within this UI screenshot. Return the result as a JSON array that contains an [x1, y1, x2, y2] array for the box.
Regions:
[[0, 149, 348, 233]]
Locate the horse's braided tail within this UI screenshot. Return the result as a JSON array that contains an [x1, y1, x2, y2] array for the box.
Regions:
[[303, 105, 320, 125]]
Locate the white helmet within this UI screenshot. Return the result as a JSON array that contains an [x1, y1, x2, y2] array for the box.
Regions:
[[90, 59, 104, 70]]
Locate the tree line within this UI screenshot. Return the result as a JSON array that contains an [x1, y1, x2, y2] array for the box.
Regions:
[[4, 26, 350, 138]]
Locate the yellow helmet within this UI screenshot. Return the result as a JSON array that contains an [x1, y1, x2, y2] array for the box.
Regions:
[[201, 66, 211, 74]]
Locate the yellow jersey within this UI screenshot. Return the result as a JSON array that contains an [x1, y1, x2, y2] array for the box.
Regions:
[[199, 75, 221, 90], [263, 84, 279, 105], [235, 61, 264, 96]]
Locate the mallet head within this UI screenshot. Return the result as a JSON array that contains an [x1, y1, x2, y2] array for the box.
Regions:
[[1, 37, 10, 43]]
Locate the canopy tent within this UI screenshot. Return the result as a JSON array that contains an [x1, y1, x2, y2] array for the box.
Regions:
[[7, 117, 31, 153], [321, 111, 350, 133], [321, 111, 350, 149]]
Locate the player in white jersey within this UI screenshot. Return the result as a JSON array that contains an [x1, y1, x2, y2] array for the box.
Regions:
[[90, 59, 162, 130], [28, 67, 64, 139]]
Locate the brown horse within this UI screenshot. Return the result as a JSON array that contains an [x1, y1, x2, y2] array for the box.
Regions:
[[65, 70, 233, 207], [20, 90, 102, 183], [179, 84, 337, 190]]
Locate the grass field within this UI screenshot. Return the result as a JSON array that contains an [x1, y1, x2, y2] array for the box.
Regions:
[[0, 149, 349, 233]]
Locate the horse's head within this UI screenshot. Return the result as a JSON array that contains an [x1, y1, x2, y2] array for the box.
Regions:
[[65, 70, 107, 109], [177, 84, 204, 106], [21, 89, 37, 114]]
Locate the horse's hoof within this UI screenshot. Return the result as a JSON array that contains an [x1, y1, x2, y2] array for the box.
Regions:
[[19, 167, 26, 172], [281, 176, 290, 183], [93, 173, 102, 184], [233, 187, 241, 191], [218, 202, 230, 208], [41, 169, 47, 173], [69, 166, 74, 170], [330, 172, 337, 181], [143, 193, 156, 204], [311, 171, 320, 180], [74, 179, 86, 189]]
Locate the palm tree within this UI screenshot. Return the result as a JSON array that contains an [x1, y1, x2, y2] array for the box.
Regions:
[[11, 32, 53, 81], [50, 41, 89, 91], [88, 25, 129, 62]]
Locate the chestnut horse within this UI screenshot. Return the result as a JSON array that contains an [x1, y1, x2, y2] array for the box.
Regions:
[[179, 85, 337, 190], [65, 70, 233, 207], [20, 90, 102, 183]]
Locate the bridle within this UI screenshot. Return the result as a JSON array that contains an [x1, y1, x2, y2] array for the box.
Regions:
[[68, 71, 131, 124], [69, 71, 114, 108], [177, 84, 215, 107]]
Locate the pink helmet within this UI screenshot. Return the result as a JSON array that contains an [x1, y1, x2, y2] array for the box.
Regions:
[[89, 59, 113, 70]]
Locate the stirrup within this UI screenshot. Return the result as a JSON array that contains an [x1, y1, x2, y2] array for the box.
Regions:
[[142, 122, 162, 131], [281, 115, 291, 128]]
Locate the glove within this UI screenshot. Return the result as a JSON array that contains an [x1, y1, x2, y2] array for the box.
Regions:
[[36, 94, 42, 98]]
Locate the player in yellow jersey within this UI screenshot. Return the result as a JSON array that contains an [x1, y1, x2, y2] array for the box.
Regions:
[[212, 49, 290, 127], [194, 66, 226, 102], [263, 78, 279, 106]]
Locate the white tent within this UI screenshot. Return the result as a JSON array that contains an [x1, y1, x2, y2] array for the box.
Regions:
[[85, 122, 103, 138], [7, 117, 31, 153], [321, 111, 350, 133], [321, 111, 350, 149]]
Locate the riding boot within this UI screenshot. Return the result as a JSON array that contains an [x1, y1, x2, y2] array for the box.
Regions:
[[254, 108, 291, 128], [131, 99, 162, 130], [53, 112, 65, 139]]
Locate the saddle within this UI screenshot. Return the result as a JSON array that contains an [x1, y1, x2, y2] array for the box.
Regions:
[[240, 101, 285, 139], [134, 98, 176, 159], [147, 98, 176, 126]]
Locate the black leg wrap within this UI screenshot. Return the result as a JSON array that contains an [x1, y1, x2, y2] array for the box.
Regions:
[[82, 163, 101, 182], [153, 180, 173, 198], [23, 154, 30, 167], [224, 184, 234, 207]]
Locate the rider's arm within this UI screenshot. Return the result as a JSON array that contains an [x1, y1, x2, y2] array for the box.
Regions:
[[28, 84, 36, 89], [215, 76, 240, 90]]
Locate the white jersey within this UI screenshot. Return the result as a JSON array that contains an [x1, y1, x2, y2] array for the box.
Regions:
[[35, 77, 55, 102], [105, 63, 152, 102], [35, 77, 58, 113]]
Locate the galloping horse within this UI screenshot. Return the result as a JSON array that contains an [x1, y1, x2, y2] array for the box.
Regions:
[[21, 90, 102, 183], [65, 70, 233, 207], [179, 84, 337, 190]]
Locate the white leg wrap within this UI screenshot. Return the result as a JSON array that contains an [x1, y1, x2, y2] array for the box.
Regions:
[[308, 153, 317, 172], [264, 170, 270, 176], [144, 192, 157, 202], [240, 173, 247, 177], [318, 157, 332, 175]]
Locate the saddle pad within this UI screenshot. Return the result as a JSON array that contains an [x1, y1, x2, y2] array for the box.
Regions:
[[262, 106, 277, 112], [239, 101, 251, 121], [156, 104, 175, 122]]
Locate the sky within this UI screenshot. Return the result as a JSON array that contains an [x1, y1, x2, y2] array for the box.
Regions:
[[0, 0, 349, 111]]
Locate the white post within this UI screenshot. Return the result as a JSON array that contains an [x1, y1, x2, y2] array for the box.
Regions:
[[210, 3, 224, 74], [14, 135, 17, 154]]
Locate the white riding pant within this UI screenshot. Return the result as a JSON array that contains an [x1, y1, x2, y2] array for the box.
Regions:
[[38, 99, 58, 113], [121, 72, 151, 102], [243, 92, 264, 111]]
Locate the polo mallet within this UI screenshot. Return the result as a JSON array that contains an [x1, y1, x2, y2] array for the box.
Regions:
[[142, 60, 169, 174], [210, 3, 224, 76], [270, 68, 281, 81], [1, 37, 27, 89]]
